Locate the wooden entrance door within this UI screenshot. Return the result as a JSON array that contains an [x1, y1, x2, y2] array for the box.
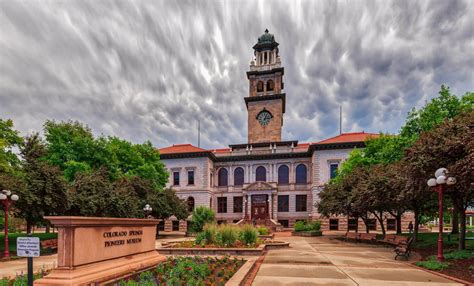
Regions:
[[251, 195, 268, 220]]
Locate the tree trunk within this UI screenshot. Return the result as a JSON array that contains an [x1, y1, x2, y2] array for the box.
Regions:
[[26, 220, 33, 234], [414, 210, 420, 241], [458, 208, 466, 250], [451, 204, 459, 234], [396, 213, 402, 234], [45, 224, 50, 233], [377, 211, 386, 237]]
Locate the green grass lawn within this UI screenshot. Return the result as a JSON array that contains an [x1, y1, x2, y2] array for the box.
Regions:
[[0, 233, 58, 252], [401, 232, 474, 249]]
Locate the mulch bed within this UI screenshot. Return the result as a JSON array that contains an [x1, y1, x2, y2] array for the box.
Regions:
[[414, 247, 474, 283]]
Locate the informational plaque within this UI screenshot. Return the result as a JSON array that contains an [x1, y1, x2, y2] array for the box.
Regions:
[[17, 237, 40, 257]]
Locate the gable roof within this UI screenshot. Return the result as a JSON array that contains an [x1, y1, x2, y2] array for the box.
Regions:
[[158, 144, 207, 155], [315, 132, 379, 144]]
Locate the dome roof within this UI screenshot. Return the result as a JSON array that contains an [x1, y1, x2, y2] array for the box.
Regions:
[[258, 29, 275, 44], [253, 29, 279, 51]]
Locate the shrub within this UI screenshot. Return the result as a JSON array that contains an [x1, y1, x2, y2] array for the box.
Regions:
[[257, 227, 269, 235], [217, 225, 239, 246], [306, 221, 321, 231], [202, 223, 217, 244], [240, 224, 258, 245], [190, 206, 215, 233], [294, 221, 307, 232], [416, 260, 450, 271]]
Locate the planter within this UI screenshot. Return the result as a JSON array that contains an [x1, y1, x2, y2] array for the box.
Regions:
[[258, 234, 274, 240], [292, 230, 322, 237], [157, 244, 265, 256], [264, 241, 290, 249]]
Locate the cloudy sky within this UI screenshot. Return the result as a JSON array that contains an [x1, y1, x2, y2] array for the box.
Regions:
[[1, 0, 473, 149]]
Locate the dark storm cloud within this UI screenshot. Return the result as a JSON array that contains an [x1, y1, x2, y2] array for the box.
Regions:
[[0, 0, 472, 148]]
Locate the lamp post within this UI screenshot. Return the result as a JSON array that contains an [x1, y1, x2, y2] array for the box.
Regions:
[[427, 168, 456, 262], [0, 189, 19, 259], [143, 204, 153, 219]]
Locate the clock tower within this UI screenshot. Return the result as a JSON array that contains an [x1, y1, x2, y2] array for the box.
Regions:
[[245, 29, 285, 144]]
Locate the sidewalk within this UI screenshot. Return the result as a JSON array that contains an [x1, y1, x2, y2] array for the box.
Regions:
[[252, 235, 461, 286]]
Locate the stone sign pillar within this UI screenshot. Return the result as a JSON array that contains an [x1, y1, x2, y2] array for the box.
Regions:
[[35, 216, 165, 285]]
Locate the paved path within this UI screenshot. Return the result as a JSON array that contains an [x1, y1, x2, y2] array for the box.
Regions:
[[252, 235, 461, 286]]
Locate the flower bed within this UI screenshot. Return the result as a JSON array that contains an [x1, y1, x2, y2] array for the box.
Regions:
[[115, 256, 245, 286], [170, 240, 259, 249]]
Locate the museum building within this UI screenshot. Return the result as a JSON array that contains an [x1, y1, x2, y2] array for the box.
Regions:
[[158, 30, 407, 232]]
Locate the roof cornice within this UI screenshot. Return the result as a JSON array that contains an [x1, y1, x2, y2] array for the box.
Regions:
[[244, 93, 286, 113]]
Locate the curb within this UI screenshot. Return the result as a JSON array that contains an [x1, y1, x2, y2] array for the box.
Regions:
[[240, 251, 267, 286]]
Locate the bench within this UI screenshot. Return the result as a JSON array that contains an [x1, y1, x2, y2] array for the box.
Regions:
[[378, 234, 409, 246], [344, 232, 361, 242], [359, 233, 377, 243], [40, 239, 58, 250], [394, 237, 414, 260]]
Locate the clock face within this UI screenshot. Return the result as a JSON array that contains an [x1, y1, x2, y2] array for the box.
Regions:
[[257, 110, 273, 126]]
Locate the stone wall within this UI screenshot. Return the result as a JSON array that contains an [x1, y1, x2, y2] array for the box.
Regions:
[[247, 99, 283, 143]]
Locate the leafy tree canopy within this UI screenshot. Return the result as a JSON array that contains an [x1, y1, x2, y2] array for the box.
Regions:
[[400, 85, 473, 139], [43, 120, 168, 190], [0, 119, 23, 173]]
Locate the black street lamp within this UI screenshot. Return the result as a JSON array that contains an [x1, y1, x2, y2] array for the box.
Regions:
[[143, 204, 153, 219]]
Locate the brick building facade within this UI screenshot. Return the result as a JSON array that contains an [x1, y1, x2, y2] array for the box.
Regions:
[[158, 30, 411, 232]]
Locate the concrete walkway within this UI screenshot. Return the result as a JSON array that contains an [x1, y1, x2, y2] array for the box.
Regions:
[[252, 235, 461, 286]]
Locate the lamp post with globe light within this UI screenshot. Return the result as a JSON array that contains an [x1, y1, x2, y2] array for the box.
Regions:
[[143, 204, 153, 219], [0, 189, 19, 259], [427, 168, 456, 262]]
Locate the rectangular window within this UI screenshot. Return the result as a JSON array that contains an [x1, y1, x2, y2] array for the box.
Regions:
[[187, 171, 194, 185], [173, 171, 180, 186], [330, 163, 339, 179], [233, 196, 243, 213], [367, 219, 377, 230], [172, 220, 180, 231], [295, 195, 307, 212], [278, 220, 289, 228], [329, 219, 339, 230], [387, 219, 396, 231], [348, 218, 358, 231], [217, 197, 227, 213], [278, 195, 289, 212]]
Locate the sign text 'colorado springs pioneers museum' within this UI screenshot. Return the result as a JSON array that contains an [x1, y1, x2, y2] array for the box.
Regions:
[[159, 30, 411, 232]]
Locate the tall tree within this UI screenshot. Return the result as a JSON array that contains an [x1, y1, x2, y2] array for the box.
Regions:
[[404, 111, 473, 249], [15, 134, 69, 232]]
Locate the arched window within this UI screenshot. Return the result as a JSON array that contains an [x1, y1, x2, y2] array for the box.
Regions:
[[256, 166, 266, 182], [187, 197, 195, 212], [266, 80, 274, 91], [234, 167, 244, 186], [278, 165, 289, 185], [218, 168, 228, 186], [295, 164, 307, 184], [257, 81, 264, 93]]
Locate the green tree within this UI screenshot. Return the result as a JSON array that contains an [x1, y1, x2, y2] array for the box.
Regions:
[[15, 134, 70, 232], [404, 111, 473, 249], [0, 119, 23, 173], [401, 85, 473, 139]]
